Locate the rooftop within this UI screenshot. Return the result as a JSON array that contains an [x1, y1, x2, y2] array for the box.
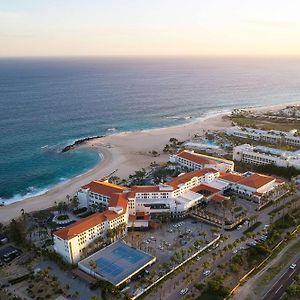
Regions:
[[81, 181, 128, 197], [176, 150, 233, 164], [239, 173, 274, 189], [220, 172, 275, 189], [54, 213, 107, 240], [167, 168, 219, 189], [176, 150, 216, 165]]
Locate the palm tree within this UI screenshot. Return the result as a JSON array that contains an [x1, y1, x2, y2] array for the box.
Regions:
[[66, 194, 70, 202], [89, 260, 97, 275]]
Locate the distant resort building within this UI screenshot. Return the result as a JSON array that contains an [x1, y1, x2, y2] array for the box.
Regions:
[[233, 144, 300, 170], [169, 150, 234, 172], [226, 127, 300, 147], [53, 156, 284, 264]]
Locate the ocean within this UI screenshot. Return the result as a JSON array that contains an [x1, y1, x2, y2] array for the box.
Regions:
[[1, 57, 300, 204]]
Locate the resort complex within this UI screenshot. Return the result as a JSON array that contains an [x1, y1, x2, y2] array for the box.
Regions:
[[1, 106, 300, 300], [226, 127, 300, 146], [53, 151, 286, 268], [233, 144, 300, 170]]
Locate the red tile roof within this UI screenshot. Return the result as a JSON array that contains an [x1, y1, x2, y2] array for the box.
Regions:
[[81, 181, 128, 197], [191, 183, 220, 194], [177, 150, 216, 165], [108, 193, 128, 211], [219, 173, 243, 183], [167, 168, 219, 189], [211, 194, 226, 202], [54, 193, 128, 240], [238, 174, 274, 189], [54, 213, 106, 240], [220, 172, 275, 189], [103, 210, 119, 221]]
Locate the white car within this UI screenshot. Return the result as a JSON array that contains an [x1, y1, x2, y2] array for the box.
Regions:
[[213, 243, 219, 249], [180, 288, 189, 295], [290, 263, 297, 270], [232, 249, 238, 254], [203, 270, 211, 276], [237, 225, 242, 231], [196, 256, 201, 261]]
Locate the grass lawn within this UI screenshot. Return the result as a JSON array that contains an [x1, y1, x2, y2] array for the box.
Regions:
[[230, 116, 300, 133]]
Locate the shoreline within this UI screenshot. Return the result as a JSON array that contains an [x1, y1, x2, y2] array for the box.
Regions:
[[0, 100, 299, 223]]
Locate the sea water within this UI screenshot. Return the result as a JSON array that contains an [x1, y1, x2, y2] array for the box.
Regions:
[[1, 56, 300, 203]]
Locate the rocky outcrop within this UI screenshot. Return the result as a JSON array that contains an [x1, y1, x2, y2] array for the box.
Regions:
[[62, 135, 104, 152]]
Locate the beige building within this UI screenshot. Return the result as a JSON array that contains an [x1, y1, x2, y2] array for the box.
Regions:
[[169, 150, 234, 172]]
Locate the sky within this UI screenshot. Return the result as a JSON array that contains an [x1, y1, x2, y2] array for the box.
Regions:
[[1, 0, 300, 57]]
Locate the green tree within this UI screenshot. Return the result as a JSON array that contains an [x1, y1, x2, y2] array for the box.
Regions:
[[8, 219, 26, 246]]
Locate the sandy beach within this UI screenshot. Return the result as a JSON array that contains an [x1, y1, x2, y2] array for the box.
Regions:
[[0, 101, 299, 223]]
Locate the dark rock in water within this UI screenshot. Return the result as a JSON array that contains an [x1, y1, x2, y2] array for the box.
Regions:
[[62, 135, 104, 152]]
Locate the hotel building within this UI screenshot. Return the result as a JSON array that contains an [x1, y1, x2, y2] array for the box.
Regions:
[[169, 150, 234, 172], [226, 127, 300, 147], [54, 191, 128, 264], [218, 172, 284, 203], [233, 144, 300, 170]]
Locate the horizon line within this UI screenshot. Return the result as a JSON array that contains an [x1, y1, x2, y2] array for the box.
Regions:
[[1, 54, 300, 60]]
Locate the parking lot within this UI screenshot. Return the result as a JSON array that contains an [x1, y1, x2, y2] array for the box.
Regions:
[[125, 218, 216, 263], [0, 245, 22, 264], [122, 218, 219, 298]]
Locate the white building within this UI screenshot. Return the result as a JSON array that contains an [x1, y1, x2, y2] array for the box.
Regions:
[[226, 127, 300, 147], [233, 144, 300, 170], [130, 168, 220, 217], [77, 181, 129, 209], [53, 193, 128, 264], [169, 150, 234, 172], [219, 172, 284, 204]]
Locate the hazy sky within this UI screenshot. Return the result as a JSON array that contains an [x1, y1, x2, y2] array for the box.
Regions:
[[1, 0, 300, 57]]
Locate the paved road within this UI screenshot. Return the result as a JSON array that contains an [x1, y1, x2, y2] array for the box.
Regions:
[[145, 194, 300, 300], [262, 256, 300, 300], [148, 238, 248, 300]]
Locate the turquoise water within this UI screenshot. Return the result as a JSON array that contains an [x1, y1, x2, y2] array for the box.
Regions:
[[1, 57, 300, 204]]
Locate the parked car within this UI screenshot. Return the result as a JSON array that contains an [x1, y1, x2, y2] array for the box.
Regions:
[[203, 270, 211, 276], [290, 263, 297, 270], [213, 243, 219, 249], [180, 288, 189, 295]]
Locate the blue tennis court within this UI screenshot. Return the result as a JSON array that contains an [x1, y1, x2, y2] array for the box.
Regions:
[[78, 241, 156, 286], [96, 257, 123, 277], [112, 244, 144, 263]]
